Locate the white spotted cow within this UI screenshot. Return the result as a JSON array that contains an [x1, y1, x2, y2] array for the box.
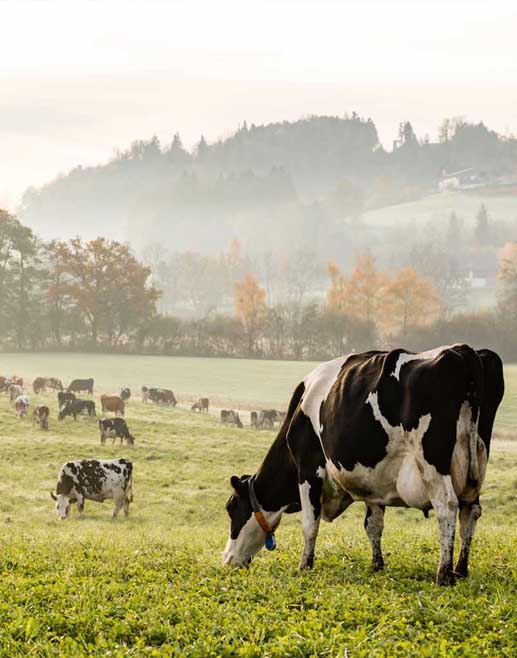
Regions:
[[51, 458, 133, 520], [223, 345, 504, 585]]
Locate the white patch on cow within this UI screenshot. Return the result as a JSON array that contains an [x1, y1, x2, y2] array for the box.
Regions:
[[300, 355, 352, 457], [391, 345, 451, 381], [222, 507, 286, 567]]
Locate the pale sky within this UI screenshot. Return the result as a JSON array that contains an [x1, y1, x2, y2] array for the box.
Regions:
[[1, 0, 517, 210]]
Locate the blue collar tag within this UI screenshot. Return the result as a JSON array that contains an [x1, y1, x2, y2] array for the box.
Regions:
[[265, 532, 276, 551]]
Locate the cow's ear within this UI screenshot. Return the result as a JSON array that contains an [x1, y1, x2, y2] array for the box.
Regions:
[[50, 491, 57, 501], [231, 475, 249, 496]]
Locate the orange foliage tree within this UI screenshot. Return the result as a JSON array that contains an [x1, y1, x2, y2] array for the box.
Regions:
[[234, 273, 267, 355], [327, 253, 388, 324], [497, 242, 517, 319], [382, 266, 441, 337]]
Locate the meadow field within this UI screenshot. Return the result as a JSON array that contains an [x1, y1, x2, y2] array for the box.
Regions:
[[0, 354, 516, 656]]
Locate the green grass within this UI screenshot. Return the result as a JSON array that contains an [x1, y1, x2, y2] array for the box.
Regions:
[[0, 355, 516, 656]]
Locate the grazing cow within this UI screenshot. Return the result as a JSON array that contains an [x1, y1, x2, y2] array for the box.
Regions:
[[9, 384, 23, 404], [250, 411, 258, 428], [50, 458, 133, 519], [58, 399, 96, 421], [32, 405, 50, 430], [47, 377, 64, 391], [33, 377, 47, 394], [99, 418, 135, 446], [58, 391, 76, 409], [149, 388, 177, 406], [100, 395, 125, 416], [221, 409, 243, 428], [120, 388, 131, 402], [191, 397, 209, 413], [141, 386, 150, 403], [14, 394, 30, 419], [257, 409, 282, 429], [223, 346, 504, 586], [67, 378, 94, 395]]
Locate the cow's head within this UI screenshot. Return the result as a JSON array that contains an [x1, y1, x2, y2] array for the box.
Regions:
[[223, 474, 280, 567], [50, 491, 72, 520]]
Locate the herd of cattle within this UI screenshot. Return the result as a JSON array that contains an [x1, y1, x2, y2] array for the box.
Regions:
[[0, 374, 286, 523]]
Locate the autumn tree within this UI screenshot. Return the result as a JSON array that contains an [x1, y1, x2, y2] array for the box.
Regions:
[[382, 266, 441, 337], [48, 237, 160, 347], [327, 253, 388, 325], [234, 273, 267, 355]]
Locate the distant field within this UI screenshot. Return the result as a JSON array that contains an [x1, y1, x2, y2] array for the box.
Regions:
[[0, 352, 317, 410], [362, 190, 517, 227], [2, 352, 517, 431]]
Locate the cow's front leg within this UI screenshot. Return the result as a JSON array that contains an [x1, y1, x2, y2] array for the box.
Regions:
[[112, 493, 124, 518], [364, 504, 385, 571], [428, 476, 458, 586], [76, 495, 85, 517], [455, 499, 482, 578], [298, 477, 323, 570]]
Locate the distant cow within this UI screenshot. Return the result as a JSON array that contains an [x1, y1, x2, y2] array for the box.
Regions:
[[141, 386, 150, 403], [33, 377, 47, 394], [100, 395, 125, 416], [221, 409, 243, 428], [67, 378, 94, 395], [58, 399, 96, 421], [250, 411, 258, 428], [58, 391, 76, 409], [9, 384, 23, 404], [47, 377, 63, 391], [51, 458, 133, 519], [120, 388, 131, 402], [99, 418, 135, 446], [149, 388, 177, 406], [32, 405, 50, 430], [191, 398, 209, 413], [15, 395, 30, 419]]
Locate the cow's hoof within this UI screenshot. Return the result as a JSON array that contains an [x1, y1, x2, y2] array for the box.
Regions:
[[436, 569, 456, 586], [371, 559, 385, 572], [454, 563, 468, 579], [298, 556, 314, 570]]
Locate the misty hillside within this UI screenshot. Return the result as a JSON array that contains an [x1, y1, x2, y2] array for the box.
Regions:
[[19, 115, 517, 256]]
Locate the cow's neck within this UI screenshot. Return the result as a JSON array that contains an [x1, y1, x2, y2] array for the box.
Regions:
[[253, 431, 298, 512]]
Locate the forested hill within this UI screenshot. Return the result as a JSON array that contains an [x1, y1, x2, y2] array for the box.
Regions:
[[19, 115, 517, 253]]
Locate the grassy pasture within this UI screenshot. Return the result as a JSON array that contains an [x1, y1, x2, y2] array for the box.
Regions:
[[0, 354, 516, 656]]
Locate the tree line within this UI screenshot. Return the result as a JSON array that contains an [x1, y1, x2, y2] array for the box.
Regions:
[[3, 209, 517, 361]]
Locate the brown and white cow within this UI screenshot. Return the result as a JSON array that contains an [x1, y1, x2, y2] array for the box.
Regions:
[[223, 346, 504, 586], [14, 394, 30, 419], [191, 398, 209, 413], [32, 405, 50, 430]]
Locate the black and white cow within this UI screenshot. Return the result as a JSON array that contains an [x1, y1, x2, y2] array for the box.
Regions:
[[99, 418, 135, 446], [58, 391, 76, 409], [58, 399, 96, 420], [50, 458, 133, 519], [223, 346, 504, 585]]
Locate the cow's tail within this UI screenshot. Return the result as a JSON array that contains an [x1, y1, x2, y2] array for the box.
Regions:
[[127, 477, 134, 503], [460, 345, 484, 485]]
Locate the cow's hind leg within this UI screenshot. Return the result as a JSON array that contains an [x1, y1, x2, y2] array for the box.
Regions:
[[112, 493, 124, 518], [427, 475, 458, 586], [455, 499, 482, 578], [364, 504, 385, 571]]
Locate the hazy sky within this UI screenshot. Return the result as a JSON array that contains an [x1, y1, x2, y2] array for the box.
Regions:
[[1, 0, 517, 210]]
